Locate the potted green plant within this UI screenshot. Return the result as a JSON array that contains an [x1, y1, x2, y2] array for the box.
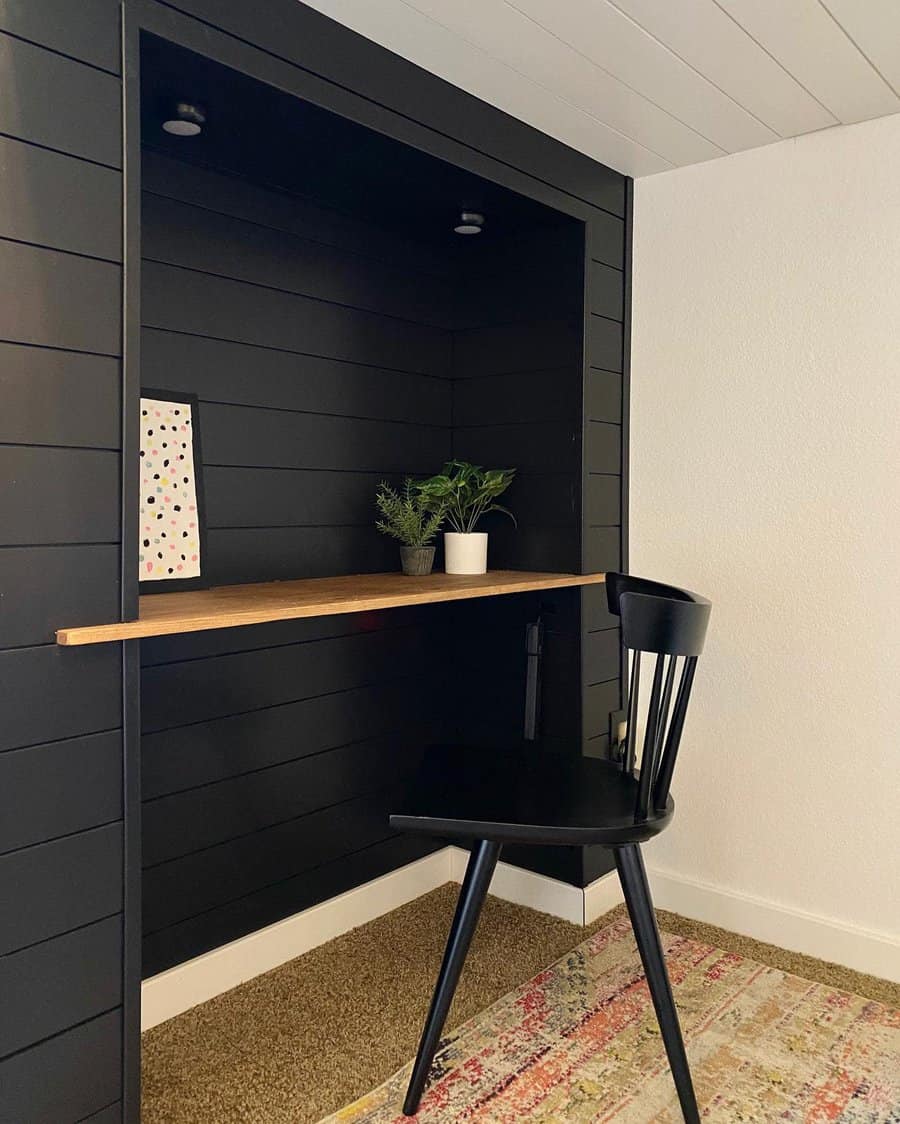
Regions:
[[375, 478, 445, 576], [417, 460, 516, 575]]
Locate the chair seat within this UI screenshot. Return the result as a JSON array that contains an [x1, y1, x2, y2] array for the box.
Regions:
[[389, 745, 674, 847]]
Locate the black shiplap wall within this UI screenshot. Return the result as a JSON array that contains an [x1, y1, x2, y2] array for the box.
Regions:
[[140, 151, 454, 585], [581, 213, 627, 760], [0, 0, 629, 1113], [450, 223, 601, 885], [452, 223, 585, 572], [138, 153, 455, 974], [579, 204, 629, 883], [0, 3, 127, 1121], [450, 225, 584, 752]]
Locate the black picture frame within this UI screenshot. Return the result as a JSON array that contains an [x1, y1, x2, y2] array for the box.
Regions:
[[138, 388, 208, 594]]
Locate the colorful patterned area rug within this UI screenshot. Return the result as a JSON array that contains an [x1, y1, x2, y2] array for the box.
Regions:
[[320, 916, 900, 1123]]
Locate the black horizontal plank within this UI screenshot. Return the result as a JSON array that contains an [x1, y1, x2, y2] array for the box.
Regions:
[[583, 733, 611, 760], [541, 692, 582, 744], [143, 261, 450, 376], [199, 402, 449, 474], [491, 582, 579, 636], [144, 735, 428, 866], [0, 136, 121, 260], [478, 521, 580, 574], [142, 676, 440, 799], [540, 625, 580, 681], [0, 1009, 121, 1124], [466, 223, 583, 282], [585, 474, 621, 527], [143, 833, 439, 977], [0, 545, 120, 648], [449, 621, 526, 679], [0, 915, 121, 1057], [0, 823, 122, 955], [584, 678, 621, 740], [174, 0, 624, 218], [0, 446, 119, 546], [586, 367, 622, 423], [450, 674, 524, 746], [143, 789, 402, 933], [589, 212, 626, 269], [142, 328, 450, 426], [585, 421, 622, 475], [0, 240, 120, 354], [583, 583, 619, 632], [584, 628, 620, 685], [526, 584, 581, 632], [452, 317, 581, 377], [203, 526, 400, 585], [0, 32, 120, 167], [0, 0, 121, 73], [0, 645, 120, 751], [204, 466, 393, 529], [452, 367, 580, 427], [589, 260, 624, 321], [453, 421, 577, 474], [143, 192, 451, 327], [582, 842, 617, 884], [0, 343, 119, 448], [584, 526, 621, 573], [443, 590, 537, 635], [502, 842, 585, 887], [140, 602, 444, 666], [588, 315, 623, 373], [460, 258, 582, 329], [497, 472, 578, 528], [81, 1103, 122, 1124], [534, 633, 582, 742], [142, 151, 453, 278], [141, 626, 432, 733], [0, 731, 121, 854]]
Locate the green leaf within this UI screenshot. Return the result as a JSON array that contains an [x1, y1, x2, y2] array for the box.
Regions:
[[416, 460, 517, 533], [486, 502, 517, 527], [374, 478, 447, 547]]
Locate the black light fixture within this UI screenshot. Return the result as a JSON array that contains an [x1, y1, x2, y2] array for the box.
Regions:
[[162, 101, 206, 137], [454, 211, 484, 235]]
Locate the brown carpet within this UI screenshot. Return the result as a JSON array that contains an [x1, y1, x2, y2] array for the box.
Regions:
[[141, 885, 899, 1124]]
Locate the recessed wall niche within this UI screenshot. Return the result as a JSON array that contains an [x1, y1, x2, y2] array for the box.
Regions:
[[138, 32, 620, 977]]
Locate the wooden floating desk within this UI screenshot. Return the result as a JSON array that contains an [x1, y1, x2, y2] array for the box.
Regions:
[[56, 570, 606, 646]]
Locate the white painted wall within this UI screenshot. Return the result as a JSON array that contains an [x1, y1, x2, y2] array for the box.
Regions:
[[632, 113, 900, 971]]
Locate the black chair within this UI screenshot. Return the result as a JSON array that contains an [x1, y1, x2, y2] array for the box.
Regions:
[[390, 572, 711, 1121]]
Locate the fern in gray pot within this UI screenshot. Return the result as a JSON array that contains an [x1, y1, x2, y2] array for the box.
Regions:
[[375, 479, 445, 575]]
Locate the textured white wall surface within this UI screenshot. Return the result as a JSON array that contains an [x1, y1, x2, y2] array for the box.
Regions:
[[632, 113, 900, 946]]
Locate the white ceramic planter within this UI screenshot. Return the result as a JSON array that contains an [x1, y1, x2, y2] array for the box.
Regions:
[[444, 532, 488, 575]]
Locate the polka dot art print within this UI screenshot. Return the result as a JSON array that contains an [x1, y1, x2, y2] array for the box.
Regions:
[[139, 396, 202, 583]]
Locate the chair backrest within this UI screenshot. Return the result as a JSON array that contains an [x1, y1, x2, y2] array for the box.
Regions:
[[605, 573, 711, 820]]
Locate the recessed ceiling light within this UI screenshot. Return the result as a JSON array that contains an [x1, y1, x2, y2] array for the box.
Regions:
[[454, 211, 484, 235], [163, 102, 206, 137]]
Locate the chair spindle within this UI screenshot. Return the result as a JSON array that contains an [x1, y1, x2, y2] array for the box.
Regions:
[[636, 654, 665, 818], [624, 649, 641, 775], [653, 656, 698, 811]]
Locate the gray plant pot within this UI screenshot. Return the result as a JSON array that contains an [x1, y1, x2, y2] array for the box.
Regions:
[[399, 545, 435, 576]]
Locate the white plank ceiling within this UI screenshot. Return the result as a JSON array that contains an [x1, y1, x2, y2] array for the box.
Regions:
[[300, 0, 900, 177]]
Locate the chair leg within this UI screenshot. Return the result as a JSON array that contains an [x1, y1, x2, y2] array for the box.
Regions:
[[615, 844, 700, 1124], [402, 839, 501, 1117]]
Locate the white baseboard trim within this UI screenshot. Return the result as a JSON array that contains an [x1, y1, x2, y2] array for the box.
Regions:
[[646, 866, 900, 984], [141, 847, 454, 1030], [584, 869, 625, 923], [142, 853, 898, 1032], [142, 845, 602, 1030], [448, 846, 591, 925]]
